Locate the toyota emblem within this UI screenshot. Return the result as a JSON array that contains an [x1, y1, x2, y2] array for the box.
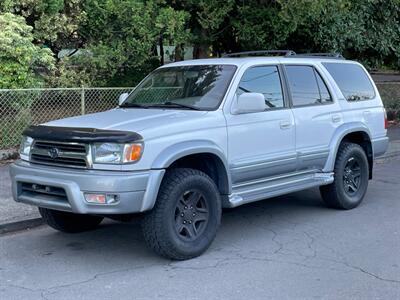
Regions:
[[48, 147, 60, 159]]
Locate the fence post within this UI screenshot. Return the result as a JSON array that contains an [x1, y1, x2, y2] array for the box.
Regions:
[[80, 87, 85, 115]]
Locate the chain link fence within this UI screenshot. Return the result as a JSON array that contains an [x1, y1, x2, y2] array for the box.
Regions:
[[0, 87, 133, 150], [376, 82, 400, 120], [0, 84, 399, 150]]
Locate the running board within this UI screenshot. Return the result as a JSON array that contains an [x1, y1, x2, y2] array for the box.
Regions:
[[227, 171, 334, 208]]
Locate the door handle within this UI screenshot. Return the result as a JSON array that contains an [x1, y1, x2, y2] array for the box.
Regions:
[[332, 114, 341, 123], [280, 121, 292, 129]]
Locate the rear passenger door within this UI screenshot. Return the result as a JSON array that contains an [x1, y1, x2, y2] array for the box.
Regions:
[[283, 65, 342, 172], [226, 65, 296, 184]]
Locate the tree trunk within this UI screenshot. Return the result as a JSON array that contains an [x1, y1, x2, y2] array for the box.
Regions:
[[159, 34, 164, 65], [175, 44, 184, 61], [193, 44, 209, 59], [193, 28, 209, 59]]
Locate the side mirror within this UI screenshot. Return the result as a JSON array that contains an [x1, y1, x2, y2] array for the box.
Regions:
[[118, 93, 129, 106], [232, 93, 265, 114]]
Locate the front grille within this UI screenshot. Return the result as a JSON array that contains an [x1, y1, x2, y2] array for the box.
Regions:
[[20, 182, 68, 203], [34, 141, 86, 153], [30, 140, 89, 168]]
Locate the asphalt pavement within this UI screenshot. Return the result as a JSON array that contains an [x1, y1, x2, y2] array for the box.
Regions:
[[389, 125, 400, 140], [1, 156, 399, 299]]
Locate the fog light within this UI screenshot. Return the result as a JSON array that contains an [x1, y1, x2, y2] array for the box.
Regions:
[[84, 193, 119, 204], [85, 193, 106, 204]]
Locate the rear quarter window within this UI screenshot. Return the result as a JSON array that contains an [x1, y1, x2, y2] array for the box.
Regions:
[[322, 63, 375, 101]]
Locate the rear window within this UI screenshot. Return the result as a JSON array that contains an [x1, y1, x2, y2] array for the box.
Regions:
[[323, 63, 375, 101]]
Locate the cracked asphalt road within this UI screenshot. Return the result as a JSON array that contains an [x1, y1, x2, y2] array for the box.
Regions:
[[1, 159, 400, 300]]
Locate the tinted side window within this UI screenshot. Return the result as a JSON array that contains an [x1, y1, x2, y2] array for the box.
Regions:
[[237, 66, 284, 108], [323, 63, 375, 101], [285, 66, 332, 106], [315, 71, 332, 104]]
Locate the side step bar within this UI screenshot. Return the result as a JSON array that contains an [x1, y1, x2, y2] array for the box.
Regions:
[[227, 171, 334, 208]]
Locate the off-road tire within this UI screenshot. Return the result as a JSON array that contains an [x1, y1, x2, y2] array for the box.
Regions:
[[39, 207, 103, 233], [141, 168, 221, 260], [320, 142, 369, 209]]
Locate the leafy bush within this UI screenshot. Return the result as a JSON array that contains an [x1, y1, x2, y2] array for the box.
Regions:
[[0, 13, 55, 89], [1, 1, 400, 88]]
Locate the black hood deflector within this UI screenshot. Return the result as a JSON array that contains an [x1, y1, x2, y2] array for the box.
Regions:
[[23, 126, 143, 144]]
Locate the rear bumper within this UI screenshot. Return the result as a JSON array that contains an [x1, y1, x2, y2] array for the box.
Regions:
[[372, 136, 389, 158], [9, 160, 165, 214]]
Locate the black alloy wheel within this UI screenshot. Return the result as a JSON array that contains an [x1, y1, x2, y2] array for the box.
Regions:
[[343, 157, 362, 196], [174, 190, 209, 241]]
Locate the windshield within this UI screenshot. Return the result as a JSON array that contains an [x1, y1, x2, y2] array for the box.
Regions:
[[121, 65, 237, 110]]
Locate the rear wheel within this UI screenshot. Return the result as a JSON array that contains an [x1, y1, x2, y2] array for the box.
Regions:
[[39, 207, 103, 233], [141, 168, 221, 260], [320, 142, 369, 209]]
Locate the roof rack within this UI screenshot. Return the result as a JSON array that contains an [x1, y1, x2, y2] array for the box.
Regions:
[[222, 50, 345, 60], [292, 53, 345, 59], [223, 50, 296, 58]]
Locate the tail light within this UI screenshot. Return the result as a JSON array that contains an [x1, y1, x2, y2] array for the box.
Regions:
[[384, 108, 388, 129]]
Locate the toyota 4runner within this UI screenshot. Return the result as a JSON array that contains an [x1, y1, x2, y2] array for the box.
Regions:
[[10, 51, 389, 260]]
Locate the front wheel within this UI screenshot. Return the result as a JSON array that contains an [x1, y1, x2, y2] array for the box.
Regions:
[[141, 168, 221, 260], [320, 142, 369, 209]]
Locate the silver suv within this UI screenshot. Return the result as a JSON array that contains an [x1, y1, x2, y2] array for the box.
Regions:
[[10, 51, 389, 260]]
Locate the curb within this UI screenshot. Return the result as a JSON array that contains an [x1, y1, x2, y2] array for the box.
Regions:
[[0, 148, 18, 161], [0, 218, 43, 235], [375, 151, 400, 163]]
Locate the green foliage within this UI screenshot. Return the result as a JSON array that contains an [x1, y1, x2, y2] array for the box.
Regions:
[[52, 0, 189, 87], [0, 0, 400, 88], [168, 0, 235, 57], [155, 6, 190, 45], [0, 13, 55, 89], [0, 0, 86, 51], [283, 0, 400, 69], [234, 1, 292, 50]]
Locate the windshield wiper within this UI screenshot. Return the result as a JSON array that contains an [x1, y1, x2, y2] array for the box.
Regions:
[[119, 103, 149, 109], [149, 101, 202, 111]]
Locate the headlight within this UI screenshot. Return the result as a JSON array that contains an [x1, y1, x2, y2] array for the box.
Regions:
[[19, 136, 33, 158], [92, 143, 143, 164]]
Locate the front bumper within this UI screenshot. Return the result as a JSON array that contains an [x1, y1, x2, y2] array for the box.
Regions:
[[10, 160, 165, 214]]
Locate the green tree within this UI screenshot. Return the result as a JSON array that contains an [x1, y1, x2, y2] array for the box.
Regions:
[[0, 12, 55, 88], [305, 0, 400, 69], [68, 0, 189, 86], [2, 0, 400, 88], [155, 6, 189, 63], [0, 0, 86, 56], [168, 0, 235, 58]]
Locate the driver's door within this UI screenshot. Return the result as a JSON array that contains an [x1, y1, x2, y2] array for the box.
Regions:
[[225, 65, 296, 184]]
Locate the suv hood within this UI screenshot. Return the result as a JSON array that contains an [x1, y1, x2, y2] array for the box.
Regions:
[[45, 108, 208, 133]]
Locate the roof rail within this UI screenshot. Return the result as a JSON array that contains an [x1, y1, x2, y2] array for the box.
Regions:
[[292, 53, 345, 59], [223, 50, 296, 58]]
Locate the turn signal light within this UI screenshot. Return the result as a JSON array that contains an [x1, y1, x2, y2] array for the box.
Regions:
[[124, 143, 143, 162]]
